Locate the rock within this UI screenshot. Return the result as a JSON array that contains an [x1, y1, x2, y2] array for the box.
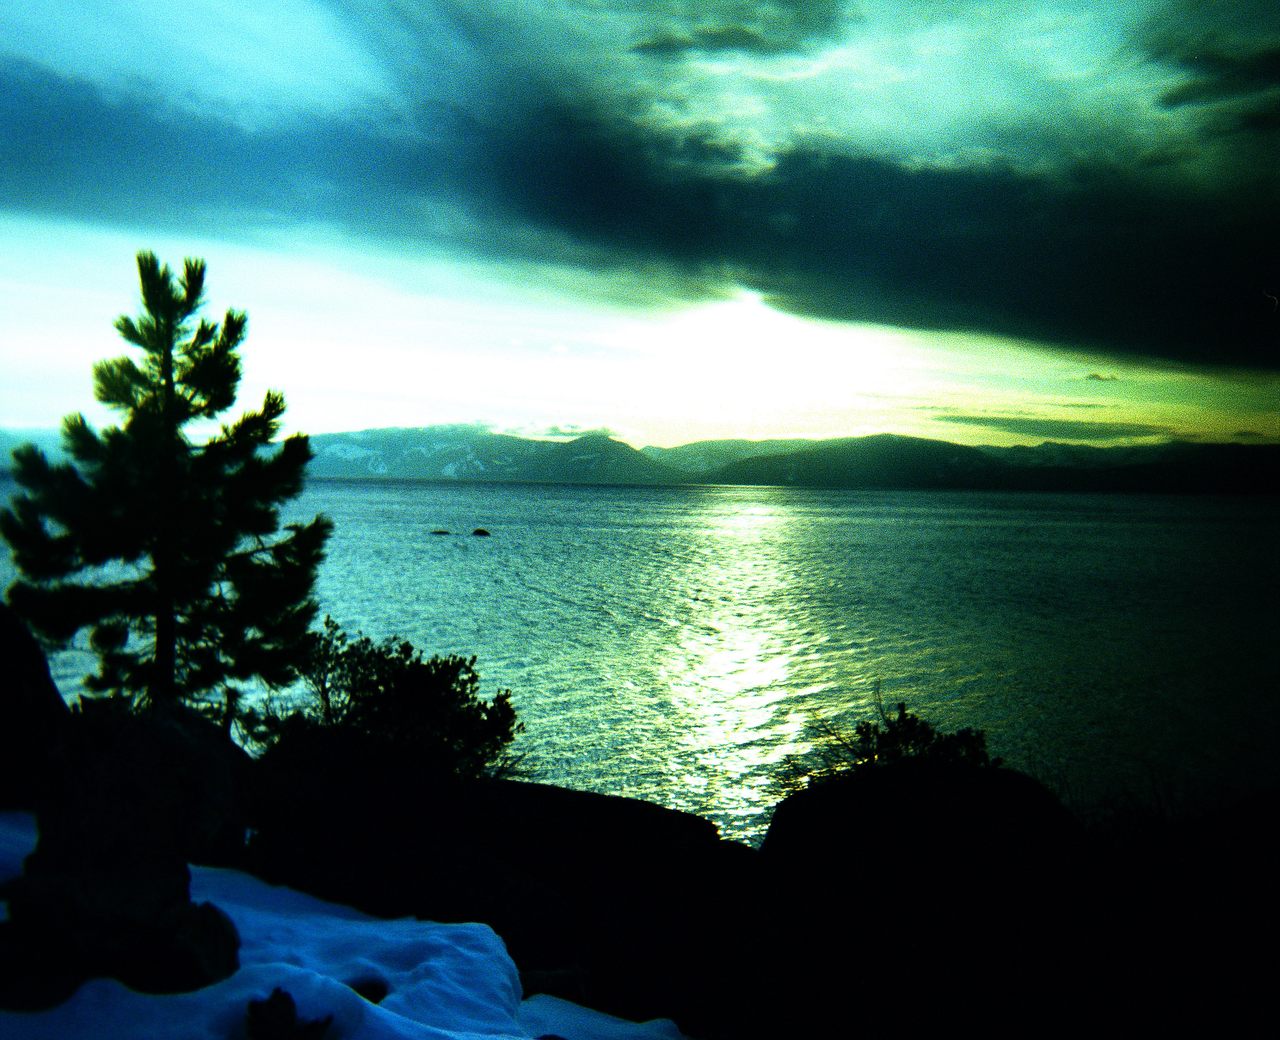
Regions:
[[346, 975, 389, 1004], [247, 750, 760, 1036], [246, 987, 333, 1039], [757, 761, 1082, 1032], [763, 759, 1077, 873], [0, 604, 70, 809], [48, 697, 256, 865], [1, 700, 247, 1007], [3, 857, 240, 1008]]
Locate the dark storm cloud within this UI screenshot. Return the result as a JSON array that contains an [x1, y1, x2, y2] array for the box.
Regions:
[[935, 415, 1175, 441], [5, 1, 1280, 374], [630, 0, 853, 55], [1234, 96, 1280, 133], [1142, 3, 1280, 141], [481, 106, 1280, 369], [0, 58, 491, 243], [1154, 39, 1280, 139], [0, 60, 305, 230], [8, 57, 1277, 371], [1157, 43, 1280, 109], [1152, 35, 1280, 108]]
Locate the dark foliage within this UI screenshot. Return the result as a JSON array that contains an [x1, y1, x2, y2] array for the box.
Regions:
[[838, 696, 997, 770], [252, 616, 523, 780], [0, 252, 331, 725], [779, 680, 998, 793]]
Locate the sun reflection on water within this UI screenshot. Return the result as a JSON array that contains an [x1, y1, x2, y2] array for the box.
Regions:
[[654, 491, 819, 829]]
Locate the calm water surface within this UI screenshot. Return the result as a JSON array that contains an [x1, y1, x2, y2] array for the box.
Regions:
[[5, 477, 1278, 843]]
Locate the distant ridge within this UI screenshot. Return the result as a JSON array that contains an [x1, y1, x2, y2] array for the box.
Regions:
[[0, 429, 64, 468], [698, 434, 1006, 490], [305, 426, 681, 485], [641, 438, 821, 473], [3, 426, 1277, 494], [699, 435, 1280, 494]]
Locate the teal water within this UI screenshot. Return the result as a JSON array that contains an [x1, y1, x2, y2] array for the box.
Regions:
[[5, 476, 1278, 842]]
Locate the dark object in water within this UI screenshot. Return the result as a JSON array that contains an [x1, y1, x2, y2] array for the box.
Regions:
[[472, 528, 491, 537], [429, 529, 450, 536]]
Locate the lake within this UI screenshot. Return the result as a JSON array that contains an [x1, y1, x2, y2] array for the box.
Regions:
[[4, 476, 1279, 843]]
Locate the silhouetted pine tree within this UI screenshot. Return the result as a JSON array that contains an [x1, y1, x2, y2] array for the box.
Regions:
[[0, 252, 331, 728]]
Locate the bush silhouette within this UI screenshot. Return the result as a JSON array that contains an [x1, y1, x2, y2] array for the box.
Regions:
[[780, 681, 999, 792], [253, 617, 523, 780]]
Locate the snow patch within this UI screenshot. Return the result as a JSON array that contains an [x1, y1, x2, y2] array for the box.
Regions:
[[0, 813, 684, 1040], [319, 444, 380, 462]]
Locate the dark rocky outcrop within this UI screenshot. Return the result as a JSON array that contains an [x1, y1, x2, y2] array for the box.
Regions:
[[763, 758, 1078, 871], [247, 741, 759, 1036], [246, 987, 334, 1040], [753, 761, 1085, 1033], [755, 762, 1280, 1034], [0, 603, 70, 809], [3, 625, 1273, 1032], [0, 699, 249, 1009]]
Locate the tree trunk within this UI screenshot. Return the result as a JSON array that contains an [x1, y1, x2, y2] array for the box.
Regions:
[[152, 312, 180, 707], [152, 599, 177, 706]]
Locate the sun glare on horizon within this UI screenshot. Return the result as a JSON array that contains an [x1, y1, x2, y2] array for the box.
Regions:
[[1, 217, 1276, 451]]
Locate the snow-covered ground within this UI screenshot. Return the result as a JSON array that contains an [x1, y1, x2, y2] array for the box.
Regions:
[[0, 812, 685, 1040]]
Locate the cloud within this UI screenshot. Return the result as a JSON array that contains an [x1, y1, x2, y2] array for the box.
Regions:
[[629, 0, 854, 56], [4, 1, 1279, 374], [9, 53, 1277, 371], [934, 414, 1175, 442], [539, 424, 619, 440], [0, 56, 503, 243], [483, 108, 1280, 368], [1141, 3, 1280, 142], [1146, 0, 1280, 112], [1158, 43, 1280, 108], [0, 0, 407, 126]]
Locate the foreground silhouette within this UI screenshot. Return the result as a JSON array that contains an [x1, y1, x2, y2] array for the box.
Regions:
[[4, 609, 1275, 1035], [0, 251, 330, 726]]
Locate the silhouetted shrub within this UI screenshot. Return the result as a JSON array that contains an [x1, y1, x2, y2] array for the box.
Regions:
[[779, 680, 999, 793], [250, 616, 523, 780]]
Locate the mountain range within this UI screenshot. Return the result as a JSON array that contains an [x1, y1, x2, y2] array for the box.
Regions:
[[2, 425, 1277, 494]]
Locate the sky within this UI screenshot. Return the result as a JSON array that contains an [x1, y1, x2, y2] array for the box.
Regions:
[[1, 1, 1277, 448]]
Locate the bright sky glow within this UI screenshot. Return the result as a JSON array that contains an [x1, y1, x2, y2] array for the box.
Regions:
[[2, 214, 1275, 448], [2, 2, 1277, 449]]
